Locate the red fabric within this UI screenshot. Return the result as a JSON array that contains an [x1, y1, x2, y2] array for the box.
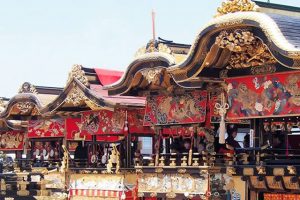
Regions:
[[143, 91, 207, 126], [226, 71, 300, 119], [94, 68, 123, 85], [0, 131, 24, 151], [65, 118, 92, 141], [28, 119, 65, 138]]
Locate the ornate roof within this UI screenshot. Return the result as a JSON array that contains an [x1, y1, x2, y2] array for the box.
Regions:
[[105, 0, 300, 96], [0, 66, 145, 120]]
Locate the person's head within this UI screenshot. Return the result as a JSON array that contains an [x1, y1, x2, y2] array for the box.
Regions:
[[243, 134, 250, 148], [273, 133, 284, 147], [227, 125, 238, 138], [183, 139, 191, 150]]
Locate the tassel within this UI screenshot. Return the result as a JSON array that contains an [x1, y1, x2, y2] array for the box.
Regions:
[[215, 92, 229, 144], [219, 116, 226, 144]]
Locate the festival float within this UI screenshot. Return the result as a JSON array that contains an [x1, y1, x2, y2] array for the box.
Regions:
[[105, 0, 300, 199], [1, 0, 300, 200]]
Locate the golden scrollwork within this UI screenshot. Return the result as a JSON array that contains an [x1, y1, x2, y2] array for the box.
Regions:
[[216, 0, 258, 17], [287, 166, 297, 175], [16, 102, 34, 114], [150, 192, 157, 197], [166, 192, 176, 198], [0, 98, 5, 112], [18, 82, 38, 94], [134, 41, 173, 58], [65, 86, 87, 106], [215, 30, 276, 69], [177, 168, 187, 174], [251, 65, 276, 75], [67, 64, 89, 86], [141, 68, 163, 84], [155, 167, 163, 173]]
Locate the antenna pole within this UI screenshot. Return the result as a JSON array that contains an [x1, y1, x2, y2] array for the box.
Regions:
[[152, 9, 156, 41]]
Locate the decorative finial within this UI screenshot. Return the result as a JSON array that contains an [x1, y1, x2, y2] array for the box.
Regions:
[[18, 82, 38, 94], [67, 64, 89, 87], [215, 0, 258, 17]]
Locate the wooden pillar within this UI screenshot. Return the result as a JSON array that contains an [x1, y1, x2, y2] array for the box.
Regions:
[[125, 133, 131, 168]]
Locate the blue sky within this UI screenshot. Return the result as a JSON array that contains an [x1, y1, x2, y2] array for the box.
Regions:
[[1, 0, 300, 97]]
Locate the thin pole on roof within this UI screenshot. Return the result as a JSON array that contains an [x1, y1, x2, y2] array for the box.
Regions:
[[152, 9, 156, 41]]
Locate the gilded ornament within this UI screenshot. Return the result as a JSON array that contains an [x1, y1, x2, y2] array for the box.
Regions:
[[65, 86, 87, 106], [155, 167, 163, 173], [0, 98, 5, 112], [215, 30, 276, 69], [134, 40, 173, 58], [67, 64, 89, 86], [140, 68, 163, 84], [18, 82, 38, 94], [215, 0, 258, 17], [251, 65, 276, 75], [177, 168, 187, 174], [166, 192, 176, 199], [16, 102, 34, 114], [287, 166, 297, 175]]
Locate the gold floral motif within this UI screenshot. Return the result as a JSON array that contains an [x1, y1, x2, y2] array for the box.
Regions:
[[16, 102, 34, 114], [155, 167, 163, 173], [177, 168, 186, 174], [150, 192, 157, 197], [215, 30, 276, 69], [67, 64, 89, 86], [0, 98, 5, 112], [216, 0, 257, 17], [141, 68, 163, 84], [18, 82, 38, 94], [251, 65, 276, 75], [134, 41, 173, 58], [287, 166, 297, 175], [166, 192, 176, 198], [65, 86, 87, 106]]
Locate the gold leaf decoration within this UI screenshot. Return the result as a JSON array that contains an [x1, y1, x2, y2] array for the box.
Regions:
[[67, 64, 89, 87], [215, 30, 276, 69], [18, 82, 38, 94], [65, 86, 87, 106], [216, 0, 257, 17]]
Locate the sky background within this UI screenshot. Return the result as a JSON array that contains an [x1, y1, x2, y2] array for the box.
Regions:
[[1, 0, 300, 98]]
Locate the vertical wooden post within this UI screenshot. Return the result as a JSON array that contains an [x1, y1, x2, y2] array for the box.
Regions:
[[125, 133, 131, 168]]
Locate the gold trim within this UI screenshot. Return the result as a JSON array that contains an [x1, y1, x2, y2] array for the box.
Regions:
[[67, 64, 89, 86], [216, 0, 258, 17]]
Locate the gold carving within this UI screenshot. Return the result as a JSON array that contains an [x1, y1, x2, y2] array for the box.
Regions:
[[215, 30, 276, 69], [177, 168, 187, 174], [251, 65, 276, 75], [166, 192, 176, 198], [65, 86, 87, 106], [107, 144, 120, 174], [135, 41, 173, 57], [287, 166, 297, 175], [216, 0, 257, 17], [16, 102, 34, 114], [141, 68, 163, 84], [155, 167, 163, 173], [67, 64, 89, 86], [150, 192, 157, 197], [273, 168, 285, 176], [227, 167, 236, 176], [256, 166, 266, 175], [18, 82, 38, 94]]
